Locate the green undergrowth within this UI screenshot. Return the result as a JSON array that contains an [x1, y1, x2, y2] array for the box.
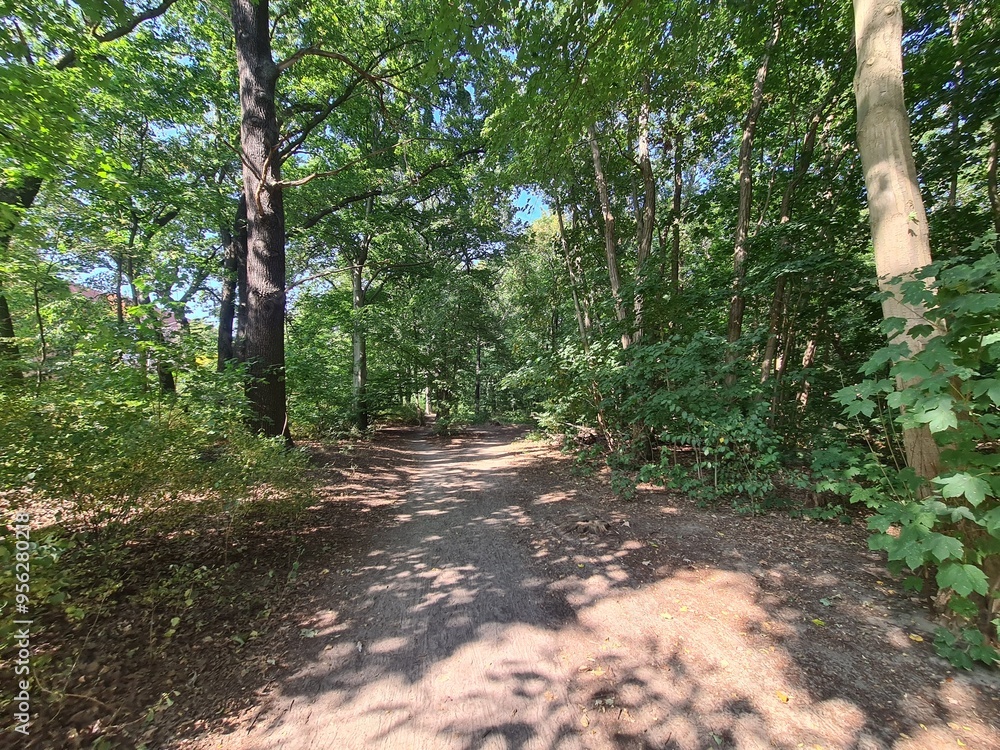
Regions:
[[0, 377, 315, 713]]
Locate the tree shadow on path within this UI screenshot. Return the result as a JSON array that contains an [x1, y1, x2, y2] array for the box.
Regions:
[[185, 426, 1000, 750]]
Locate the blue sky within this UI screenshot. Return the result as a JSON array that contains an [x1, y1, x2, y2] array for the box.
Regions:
[[513, 188, 545, 224]]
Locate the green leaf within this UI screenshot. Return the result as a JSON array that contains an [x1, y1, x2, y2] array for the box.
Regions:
[[925, 404, 958, 433], [924, 533, 963, 562], [947, 505, 976, 523], [936, 562, 989, 597], [934, 473, 993, 506], [947, 596, 978, 619], [982, 507, 1000, 534]]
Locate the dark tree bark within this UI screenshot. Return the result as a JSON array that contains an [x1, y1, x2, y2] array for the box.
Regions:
[[0, 291, 23, 385], [474, 336, 482, 415], [235, 209, 249, 362], [671, 132, 683, 295], [725, 10, 783, 384], [230, 0, 289, 439], [0, 177, 43, 384], [350, 196, 374, 432], [761, 77, 842, 387], [351, 246, 370, 432], [588, 124, 631, 349], [988, 118, 1000, 247], [218, 195, 247, 370]]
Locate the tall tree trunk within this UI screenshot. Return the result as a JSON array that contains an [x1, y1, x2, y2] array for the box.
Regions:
[[796, 337, 819, 412], [760, 274, 788, 385], [988, 118, 1000, 245], [588, 124, 631, 349], [671, 131, 683, 296], [0, 177, 43, 383], [235, 210, 249, 362], [0, 291, 23, 385], [770, 281, 804, 423], [218, 195, 247, 370], [351, 199, 373, 432], [853, 0, 941, 483], [634, 75, 656, 344], [554, 196, 590, 351], [725, 11, 783, 384], [946, 9, 963, 208], [762, 79, 841, 386], [474, 336, 482, 415], [231, 0, 289, 439]]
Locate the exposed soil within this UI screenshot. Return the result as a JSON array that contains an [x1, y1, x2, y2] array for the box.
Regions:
[[6, 425, 1000, 749]]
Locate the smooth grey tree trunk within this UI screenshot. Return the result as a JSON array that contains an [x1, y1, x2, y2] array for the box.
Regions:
[[854, 0, 940, 484]]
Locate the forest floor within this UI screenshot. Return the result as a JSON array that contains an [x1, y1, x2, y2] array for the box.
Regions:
[[10, 425, 1000, 749]]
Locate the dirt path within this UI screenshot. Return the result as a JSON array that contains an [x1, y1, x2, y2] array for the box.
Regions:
[[192, 426, 1000, 750]]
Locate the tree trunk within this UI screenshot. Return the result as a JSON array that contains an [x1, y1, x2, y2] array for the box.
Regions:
[[218, 195, 247, 370], [726, 11, 783, 384], [231, 0, 289, 439], [760, 274, 787, 385], [671, 131, 683, 296], [474, 336, 482, 415], [634, 75, 656, 344], [770, 281, 804, 423], [351, 250, 369, 432], [988, 118, 1000, 245], [762, 81, 840, 386], [0, 177, 43, 384], [946, 9, 963, 208], [588, 124, 631, 349], [351, 197, 374, 432], [554, 196, 590, 351], [0, 290, 23, 385], [235, 216, 249, 362], [853, 0, 940, 483], [796, 322, 822, 412]]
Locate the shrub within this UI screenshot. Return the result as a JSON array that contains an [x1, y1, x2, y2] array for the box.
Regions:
[[835, 247, 1000, 666]]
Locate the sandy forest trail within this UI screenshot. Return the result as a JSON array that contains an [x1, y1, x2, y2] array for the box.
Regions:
[[193, 426, 1000, 750]]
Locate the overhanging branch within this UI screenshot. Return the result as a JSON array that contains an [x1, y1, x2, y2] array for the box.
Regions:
[[56, 0, 181, 69]]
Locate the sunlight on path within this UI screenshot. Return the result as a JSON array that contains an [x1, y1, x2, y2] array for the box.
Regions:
[[197, 432, 999, 750]]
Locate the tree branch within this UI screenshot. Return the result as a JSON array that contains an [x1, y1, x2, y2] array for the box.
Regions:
[[286, 263, 361, 291], [296, 146, 484, 227], [56, 0, 181, 69], [279, 76, 365, 160], [276, 47, 412, 98], [269, 137, 419, 190]]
